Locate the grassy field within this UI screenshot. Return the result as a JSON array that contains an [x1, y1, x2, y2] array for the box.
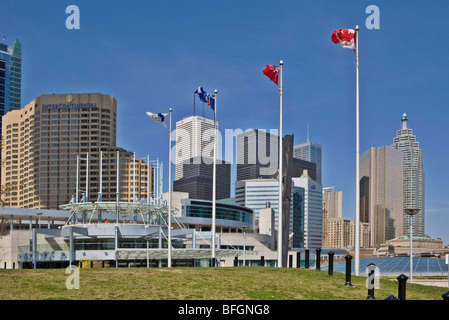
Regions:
[[0, 266, 446, 300]]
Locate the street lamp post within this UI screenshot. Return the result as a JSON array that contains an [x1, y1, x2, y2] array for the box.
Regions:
[[144, 236, 151, 268], [404, 208, 420, 283]]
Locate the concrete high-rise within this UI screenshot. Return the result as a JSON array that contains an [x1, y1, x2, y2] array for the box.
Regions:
[[391, 114, 425, 237], [322, 187, 342, 219], [322, 187, 343, 248], [1, 93, 153, 209], [360, 146, 404, 246]]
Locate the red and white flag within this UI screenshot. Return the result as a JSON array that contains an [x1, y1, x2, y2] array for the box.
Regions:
[[331, 29, 356, 50]]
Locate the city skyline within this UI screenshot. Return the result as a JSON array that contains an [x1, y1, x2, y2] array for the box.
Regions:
[[1, 1, 448, 245]]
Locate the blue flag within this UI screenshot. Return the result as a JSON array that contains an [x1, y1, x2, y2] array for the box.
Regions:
[[195, 86, 215, 111], [194, 87, 208, 103]]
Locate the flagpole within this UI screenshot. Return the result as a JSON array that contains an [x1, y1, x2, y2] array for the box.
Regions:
[[354, 25, 360, 276], [168, 107, 173, 268], [212, 89, 218, 267], [278, 60, 283, 268]]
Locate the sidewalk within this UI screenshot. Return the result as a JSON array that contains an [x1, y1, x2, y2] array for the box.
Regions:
[[412, 279, 449, 288]]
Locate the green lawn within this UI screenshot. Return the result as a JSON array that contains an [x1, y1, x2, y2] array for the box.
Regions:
[[0, 267, 446, 300]]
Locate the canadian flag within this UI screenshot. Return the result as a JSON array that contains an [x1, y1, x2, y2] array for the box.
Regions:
[[331, 29, 356, 50]]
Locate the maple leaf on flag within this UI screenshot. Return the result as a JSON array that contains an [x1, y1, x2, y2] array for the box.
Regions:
[[331, 28, 356, 50]]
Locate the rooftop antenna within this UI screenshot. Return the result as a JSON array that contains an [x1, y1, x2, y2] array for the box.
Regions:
[[306, 122, 310, 143]]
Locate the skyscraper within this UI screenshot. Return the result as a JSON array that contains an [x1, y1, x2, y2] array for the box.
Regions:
[[360, 146, 404, 246], [0, 38, 22, 118], [175, 115, 216, 180], [0, 38, 22, 182], [322, 187, 343, 219], [391, 114, 425, 237], [236, 129, 317, 181], [173, 156, 230, 201], [236, 129, 279, 180], [322, 187, 343, 248], [292, 170, 323, 249], [1, 93, 153, 209], [293, 141, 322, 185], [235, 179, 280, 229]]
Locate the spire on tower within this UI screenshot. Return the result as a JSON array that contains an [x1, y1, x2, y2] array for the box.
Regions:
[[401, 113, 408, 129]]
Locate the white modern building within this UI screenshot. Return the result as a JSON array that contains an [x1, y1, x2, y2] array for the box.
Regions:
[[175, 115, 216, 180], [292, 171, 323, 249]]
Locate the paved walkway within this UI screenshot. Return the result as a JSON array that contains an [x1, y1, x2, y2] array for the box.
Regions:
[[412, 279, 449, 288]]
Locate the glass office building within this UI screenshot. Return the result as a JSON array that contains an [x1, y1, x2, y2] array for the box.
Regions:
[[391, 114, 425, 237], [293, 141, 322, 185], [0, 39, 22, 123], [360, 146, 404, 246], [235, 179, 280, 230], [292, 172, 323, 249]]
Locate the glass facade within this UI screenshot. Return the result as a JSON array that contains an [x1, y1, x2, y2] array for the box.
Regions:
[[391, 115, 425, 237], [293, 141, 322, 184], [360, 146, 404, 246], [292, 175, 323, 249], [182, 199, 253, 226], [235, 179, 280, 230], [0, 40, 22, 125], [291, 186, 305, 248]]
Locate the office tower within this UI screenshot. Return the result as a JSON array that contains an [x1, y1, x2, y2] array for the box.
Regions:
[[236, 129, 316, 181], [292, 170, 322, 249], [293, 141, 322, 185], [325, 218, 352, 248], [291, 185, 305, 248], [236, 129, 279, 180], [0, 38, 22, 182], [173, 156, 230, 200], [391, 114, 425, 237], [322, 187, 343, 219], [0, 38, 22, 117], [322, 187, 343, 247], [235, 179, 280, 229], [1, 93, 153, 209], [360, 146, 404, 246], [175, 115, 216, 180]]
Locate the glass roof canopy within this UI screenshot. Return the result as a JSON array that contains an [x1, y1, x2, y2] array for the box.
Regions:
[[322, 257, 448, 277], [60, 201, 177, 216]]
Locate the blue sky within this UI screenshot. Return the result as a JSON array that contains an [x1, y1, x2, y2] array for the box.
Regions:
[[2, 0, 449, 245]]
